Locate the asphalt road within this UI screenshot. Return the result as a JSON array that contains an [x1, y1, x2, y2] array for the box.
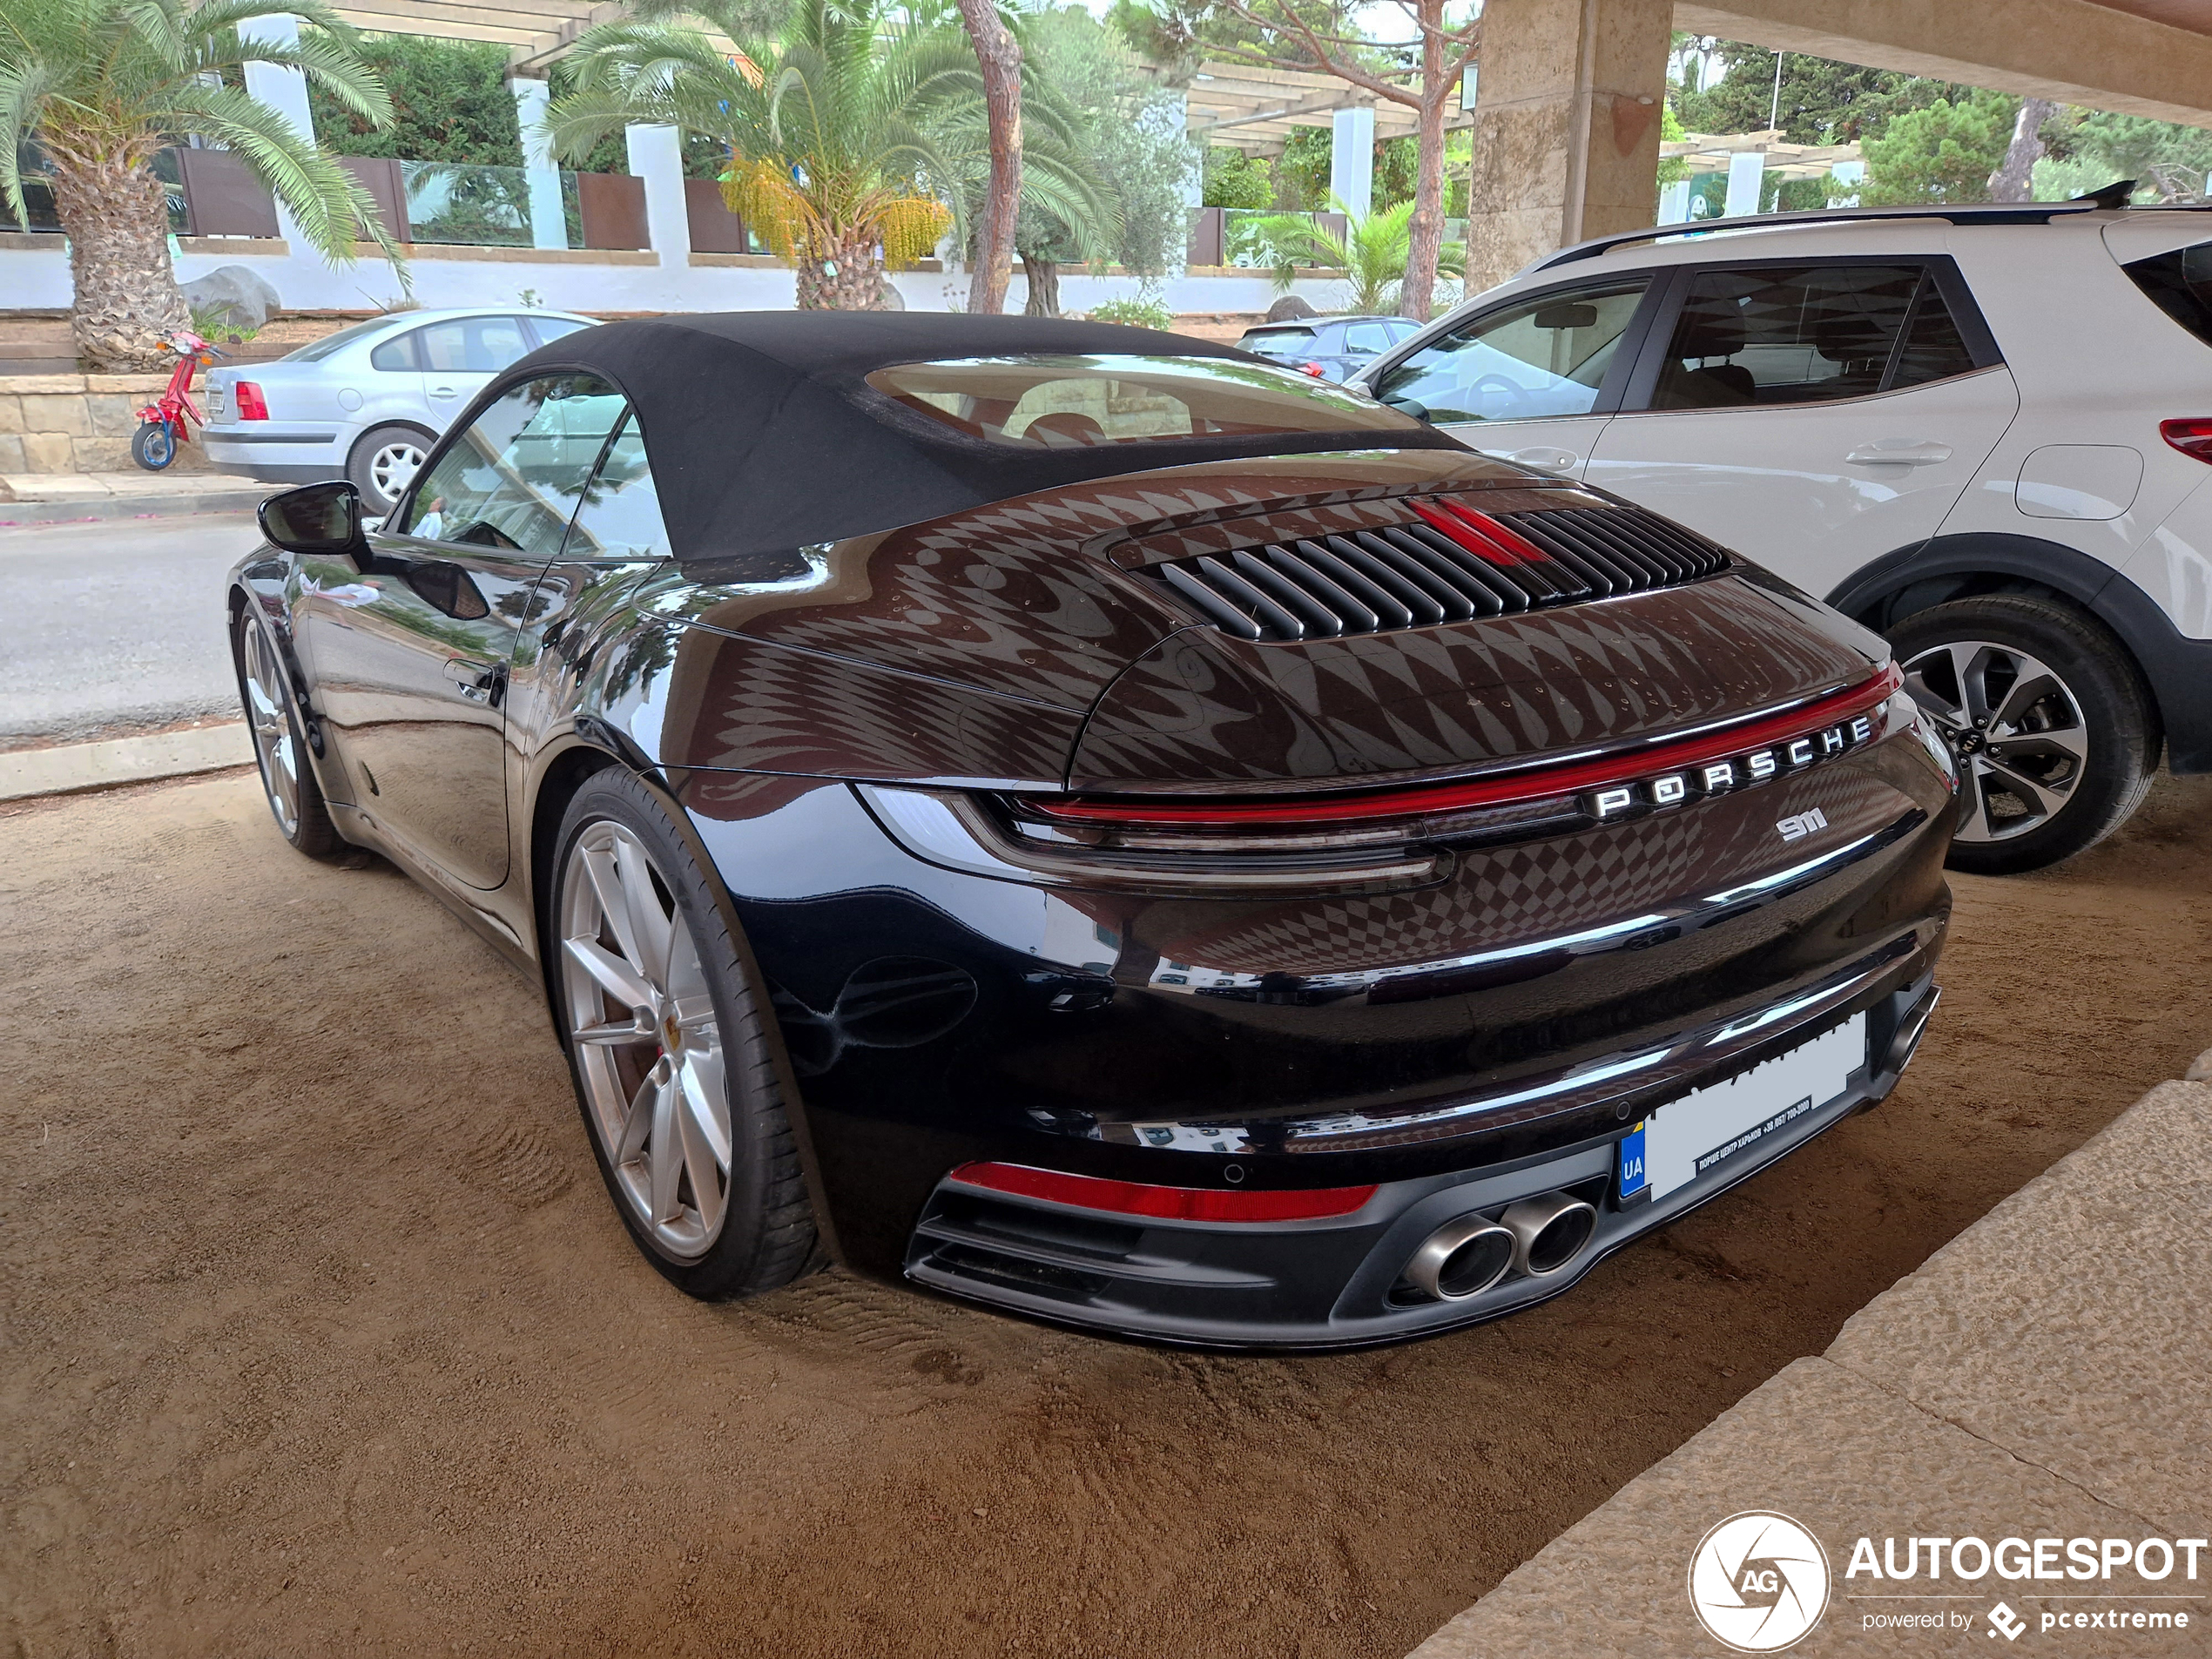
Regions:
[[0, 511, 255, 745]]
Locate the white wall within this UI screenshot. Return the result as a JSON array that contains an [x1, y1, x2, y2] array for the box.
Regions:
[[3, 238, 1345, 320]]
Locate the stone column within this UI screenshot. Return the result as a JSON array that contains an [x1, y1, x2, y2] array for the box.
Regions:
[[512, 78, 566, 251], [1330, 105, 1375, 222], [1463, 0, 1670, 291], [239, 15, 315, 251], [624, 123, 691, 265]]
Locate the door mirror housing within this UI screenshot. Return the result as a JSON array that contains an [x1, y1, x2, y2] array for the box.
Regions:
[[260, 480, 366, 556]]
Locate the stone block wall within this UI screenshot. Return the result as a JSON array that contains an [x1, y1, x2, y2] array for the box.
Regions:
[[0, 375, 212, 475]]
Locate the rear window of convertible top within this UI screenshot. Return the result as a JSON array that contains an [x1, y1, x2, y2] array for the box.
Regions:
[[867, 353, 1425, 448]]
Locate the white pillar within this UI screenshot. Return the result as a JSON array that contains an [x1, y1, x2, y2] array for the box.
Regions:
[[1723, 150, 1766, 219], [625, 123, 690, 265], [240, 15, 314, 251], [1331, 105, 1374, 222], [1657, 179, 1691, 224], [1170, 92, 1202, 277], [512, 79, 565, 251]]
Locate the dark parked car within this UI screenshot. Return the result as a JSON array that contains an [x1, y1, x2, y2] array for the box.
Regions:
[[228, 313, 1956, 1348], [1238, 314, 1422, 381]]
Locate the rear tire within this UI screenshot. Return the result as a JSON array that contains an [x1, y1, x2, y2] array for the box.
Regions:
[[1889, 594, 2157, 875], [550, 769, 819, 1300], [347, 424, 430, 516], [233, 608, 343, 858], [132, 421, 175, 471]]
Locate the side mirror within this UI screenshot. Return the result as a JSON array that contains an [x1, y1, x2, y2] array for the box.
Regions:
[[259, 480, 365, 556]]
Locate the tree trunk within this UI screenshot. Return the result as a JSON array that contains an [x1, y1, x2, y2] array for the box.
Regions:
[[1019, 253, 1059, 317], [1400, 0, 1448, 323], [1986, 97, 2055, 203], [798, 232, 890, 310], [954, 0, 1022, 315], [48, 152, 187, 370]]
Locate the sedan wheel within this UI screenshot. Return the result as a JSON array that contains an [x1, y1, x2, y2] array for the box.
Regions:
[[550, 770, 819, 1298], [1888, 594, 2157, 875], [347, 424, 432, 516], [561, 821, 733, 1259]]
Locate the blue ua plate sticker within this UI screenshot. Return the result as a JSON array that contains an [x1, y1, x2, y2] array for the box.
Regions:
[[1618, 1120, 1649, 1205]]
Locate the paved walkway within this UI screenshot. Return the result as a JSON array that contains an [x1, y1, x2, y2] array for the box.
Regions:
[[1410, 1055, 2212, 1657], [0, 469, 271, 526]]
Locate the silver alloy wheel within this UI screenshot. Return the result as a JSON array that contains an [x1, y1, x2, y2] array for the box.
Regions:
[[241, 623, 301, 837], [368, 439, 425, 505], [1901, 639, 2089, 843], [559, 822, 732, 1259]]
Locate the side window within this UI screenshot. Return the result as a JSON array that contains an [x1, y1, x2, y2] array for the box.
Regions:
[[1343, 322, 1390, 353], [563, 414, 670, 561], [1372, 279, 1650, 423], [1648, 264, 1973, 411], [397, 374, 629, 556], [415, 315, 534, 374], [1890, 282, 1977, 388], [369, 331, 419, 372], [527, 316, 594, 347]]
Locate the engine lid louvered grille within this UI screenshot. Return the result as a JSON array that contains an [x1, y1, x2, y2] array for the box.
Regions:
[[1142, 500, 1730, 643]]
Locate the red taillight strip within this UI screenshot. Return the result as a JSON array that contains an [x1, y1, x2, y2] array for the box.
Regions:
[[2161, 418, 2212, 463], [1034, 663, 1904, 830], [947, 1162, 1377, 1222], [1408, 498, 1550, 566]]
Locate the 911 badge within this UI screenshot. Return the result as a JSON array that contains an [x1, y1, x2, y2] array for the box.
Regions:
[[1777, 807, 1830, 841]]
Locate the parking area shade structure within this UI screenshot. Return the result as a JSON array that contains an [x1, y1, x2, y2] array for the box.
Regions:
[[1464, 0, 2212, 291]]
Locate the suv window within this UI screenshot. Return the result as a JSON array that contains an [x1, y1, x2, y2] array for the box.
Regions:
[[1649, 264, 1976, 410], [1372, 279, 1649, 423], [2123, 241, 2212, 347], [1343, 321, 1391, 353], [398, 374, 628, 556], [1239, 326, 1317, 354]]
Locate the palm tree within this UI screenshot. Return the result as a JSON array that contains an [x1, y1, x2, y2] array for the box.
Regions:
[[1248, 197, 1465, 318], [0, 0, 401, 368], [550, 0, 968, 311]]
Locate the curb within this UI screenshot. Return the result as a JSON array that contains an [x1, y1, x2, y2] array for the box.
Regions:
[[1406, 1066, 2212, 1657], [0, 724, 254, 802], [0, 487, 271, 528]]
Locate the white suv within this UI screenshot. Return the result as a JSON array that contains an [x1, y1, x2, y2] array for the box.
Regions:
[[1357, 201, 2212, 873]]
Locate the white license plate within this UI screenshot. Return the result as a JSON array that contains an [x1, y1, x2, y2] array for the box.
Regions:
[[1618, 1014, 1865, 1204]]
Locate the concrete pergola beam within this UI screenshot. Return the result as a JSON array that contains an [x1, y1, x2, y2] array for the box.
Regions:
[[1677, 0, 2212, 132]]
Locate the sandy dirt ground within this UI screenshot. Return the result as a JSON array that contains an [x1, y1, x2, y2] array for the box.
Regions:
[[5, 767, 2210, 1659]]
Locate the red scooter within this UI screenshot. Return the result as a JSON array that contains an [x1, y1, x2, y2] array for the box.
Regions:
[[132, 329, 225, 471]]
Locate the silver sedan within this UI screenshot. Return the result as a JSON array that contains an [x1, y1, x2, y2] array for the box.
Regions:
[[201, 306, 597, 516]]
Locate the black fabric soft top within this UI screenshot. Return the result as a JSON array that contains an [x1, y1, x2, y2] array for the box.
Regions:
[[506, 311, 1462, 563]]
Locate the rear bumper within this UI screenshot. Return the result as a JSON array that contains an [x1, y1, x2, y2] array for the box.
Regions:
[[905, 967, 1940, 1348], [203, 427, 347, 483]]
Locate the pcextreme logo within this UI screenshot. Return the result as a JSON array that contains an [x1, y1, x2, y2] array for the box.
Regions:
[[1689, 1511, 1833, 1651]]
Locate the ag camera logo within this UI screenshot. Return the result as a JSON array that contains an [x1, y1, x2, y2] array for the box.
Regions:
[[1689, 1511, 1832, 1651]]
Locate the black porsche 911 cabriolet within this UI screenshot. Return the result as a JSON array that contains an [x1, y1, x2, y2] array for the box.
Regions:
[[228, 312, 1956, 1348]]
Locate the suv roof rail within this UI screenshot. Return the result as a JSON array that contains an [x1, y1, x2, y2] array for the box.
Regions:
[[1521, 197, 2202, 275]]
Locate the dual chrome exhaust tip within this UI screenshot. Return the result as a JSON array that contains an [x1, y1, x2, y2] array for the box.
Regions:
[[1401, 1190, 1599, 1303]]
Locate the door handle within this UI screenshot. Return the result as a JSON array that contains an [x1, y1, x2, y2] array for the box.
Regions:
[[444, 657, 502, 703], [1506, 446, 1580, 471], [1845, 440, 1952, 467], [428, 383, 459, 400]]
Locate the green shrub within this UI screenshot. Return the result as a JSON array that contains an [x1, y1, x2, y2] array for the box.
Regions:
[[1086, 296, 1175, 329]]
